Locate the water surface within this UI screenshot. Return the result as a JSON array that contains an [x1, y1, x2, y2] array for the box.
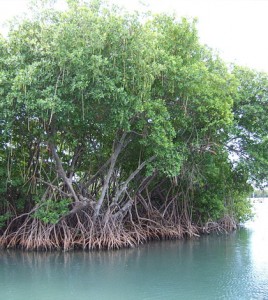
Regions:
[[1, 201, 268, 300]]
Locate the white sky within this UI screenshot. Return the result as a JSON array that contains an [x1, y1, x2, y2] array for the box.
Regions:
[[0, 0, 268, 72]]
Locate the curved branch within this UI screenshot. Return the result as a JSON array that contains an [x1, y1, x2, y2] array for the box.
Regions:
[[49, 141, 79, 203], [93, 132, 127, 219]]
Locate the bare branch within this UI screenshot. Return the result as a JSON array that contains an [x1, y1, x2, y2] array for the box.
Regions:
[[49, 141, 80, 203], [93, 132, 127, 219]]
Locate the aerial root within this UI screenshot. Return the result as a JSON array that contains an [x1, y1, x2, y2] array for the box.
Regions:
[[0, 211, 236, 251]]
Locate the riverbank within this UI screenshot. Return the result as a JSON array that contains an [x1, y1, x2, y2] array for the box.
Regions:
[[0, 214, 237, 251]]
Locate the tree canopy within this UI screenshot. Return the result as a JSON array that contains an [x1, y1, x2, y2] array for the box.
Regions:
[[0, 0, 267, 250]]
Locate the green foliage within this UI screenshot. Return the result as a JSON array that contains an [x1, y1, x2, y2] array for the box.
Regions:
[[233, 196, 253, 223], [33, 198, 72, 224], [190, 152, 253, 223], [197, 193, 225, 221], [0, 212, 12, 229], [231, 66, 268, 185], [253, 189, 268, 198]]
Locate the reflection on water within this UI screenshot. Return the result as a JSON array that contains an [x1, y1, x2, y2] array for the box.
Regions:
[[1, 201, 268, 300], [245, 200, 268, 298]]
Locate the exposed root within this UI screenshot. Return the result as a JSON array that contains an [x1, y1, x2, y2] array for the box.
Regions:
[[0, 209, 237, 251], [218, 215, 237, 231], [199, 215, 237, 235]]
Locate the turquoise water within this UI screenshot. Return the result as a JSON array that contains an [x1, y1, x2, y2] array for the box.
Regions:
[[1, 201, 268, 300]]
